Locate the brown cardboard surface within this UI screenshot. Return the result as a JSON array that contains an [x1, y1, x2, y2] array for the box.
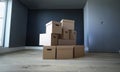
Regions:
[[62, 28, 69, 40], [73, 45, 85, 58], [43, 46, 56, 59], [46, 21, 62, 34], [57, 46, 73, 59], [51, 33, 59, 45], [69, 30, 77, 40], [61, 19, 75, 30], [61, 19, 75, 23], [58, 39, 76, 45]]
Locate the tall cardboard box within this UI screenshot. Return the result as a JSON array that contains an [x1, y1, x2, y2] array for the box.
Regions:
[[73, 45, 85, 58], [61, 28, 69, 39], [39, 33, 59, 46], [46, 21, 62, 34], [61, 19, 75, 30], [69, 30, 77, 40], [57, 46, 73, 59], [43, 46, 56, 59], [58, 39, 76, 45]]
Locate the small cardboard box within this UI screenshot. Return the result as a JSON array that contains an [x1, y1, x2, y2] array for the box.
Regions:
[[57, 46, 73, 59], [46, 21, 62, 34], [69, 30, 77, 40], [73, 45, 85, 58], [61, 28, 69, 40], [58, 39, 76, 45], [61, 19, 75, 30], [39, 33, 59, 46], [43, 46, 56, 59]]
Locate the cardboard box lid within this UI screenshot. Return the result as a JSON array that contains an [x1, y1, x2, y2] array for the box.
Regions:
[[61, 19, 75, 23], [44, 46, 56, 49], [69, 30, 77, 33], [46, 20, 61, 26]]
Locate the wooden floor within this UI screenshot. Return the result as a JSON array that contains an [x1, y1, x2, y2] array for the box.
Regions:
[[0, 49, 120, 72]]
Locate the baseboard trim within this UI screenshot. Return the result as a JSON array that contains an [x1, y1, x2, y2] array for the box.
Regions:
[[25, 46, 43, 50], [0, 47, 25, 54], [0, 46, 43, 54]]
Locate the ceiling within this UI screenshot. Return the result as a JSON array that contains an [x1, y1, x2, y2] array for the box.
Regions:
[[19, 0, 87, 9]]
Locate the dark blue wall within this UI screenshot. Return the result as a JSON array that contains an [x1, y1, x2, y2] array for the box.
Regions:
[[26, 9, 84, 46], [10, 0, 28, 47]]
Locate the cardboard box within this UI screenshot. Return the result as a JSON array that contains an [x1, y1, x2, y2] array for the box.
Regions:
[[57, 46, 73, 59], [43, 46, 56, 59], [39, 33, 59, 46], [69, 30, 77, 40], [46, 21, 62, 34], [61, 28, 69, 40], [61, 19, 75, 30], [58, 39, 76, 45], [73, 45, 85, 58]]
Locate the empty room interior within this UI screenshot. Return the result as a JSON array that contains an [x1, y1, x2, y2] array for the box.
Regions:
[[0, 0, 120, 72]]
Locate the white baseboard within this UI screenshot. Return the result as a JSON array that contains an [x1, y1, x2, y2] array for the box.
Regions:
[[0, 46, 90, 54], [25, 46, 43, 50], [0, 47, 25, 54], [0, 46, 43, 54]]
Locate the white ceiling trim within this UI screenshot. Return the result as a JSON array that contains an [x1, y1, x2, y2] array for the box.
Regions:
[[19, 0, 87, 9]]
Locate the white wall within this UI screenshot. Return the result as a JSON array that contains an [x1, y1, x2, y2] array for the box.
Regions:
[[84, 1, 89, 52], [84, 0, 120, 52]]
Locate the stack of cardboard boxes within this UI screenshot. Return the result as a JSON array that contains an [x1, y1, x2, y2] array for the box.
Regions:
[[39, 19, 84, 59]]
